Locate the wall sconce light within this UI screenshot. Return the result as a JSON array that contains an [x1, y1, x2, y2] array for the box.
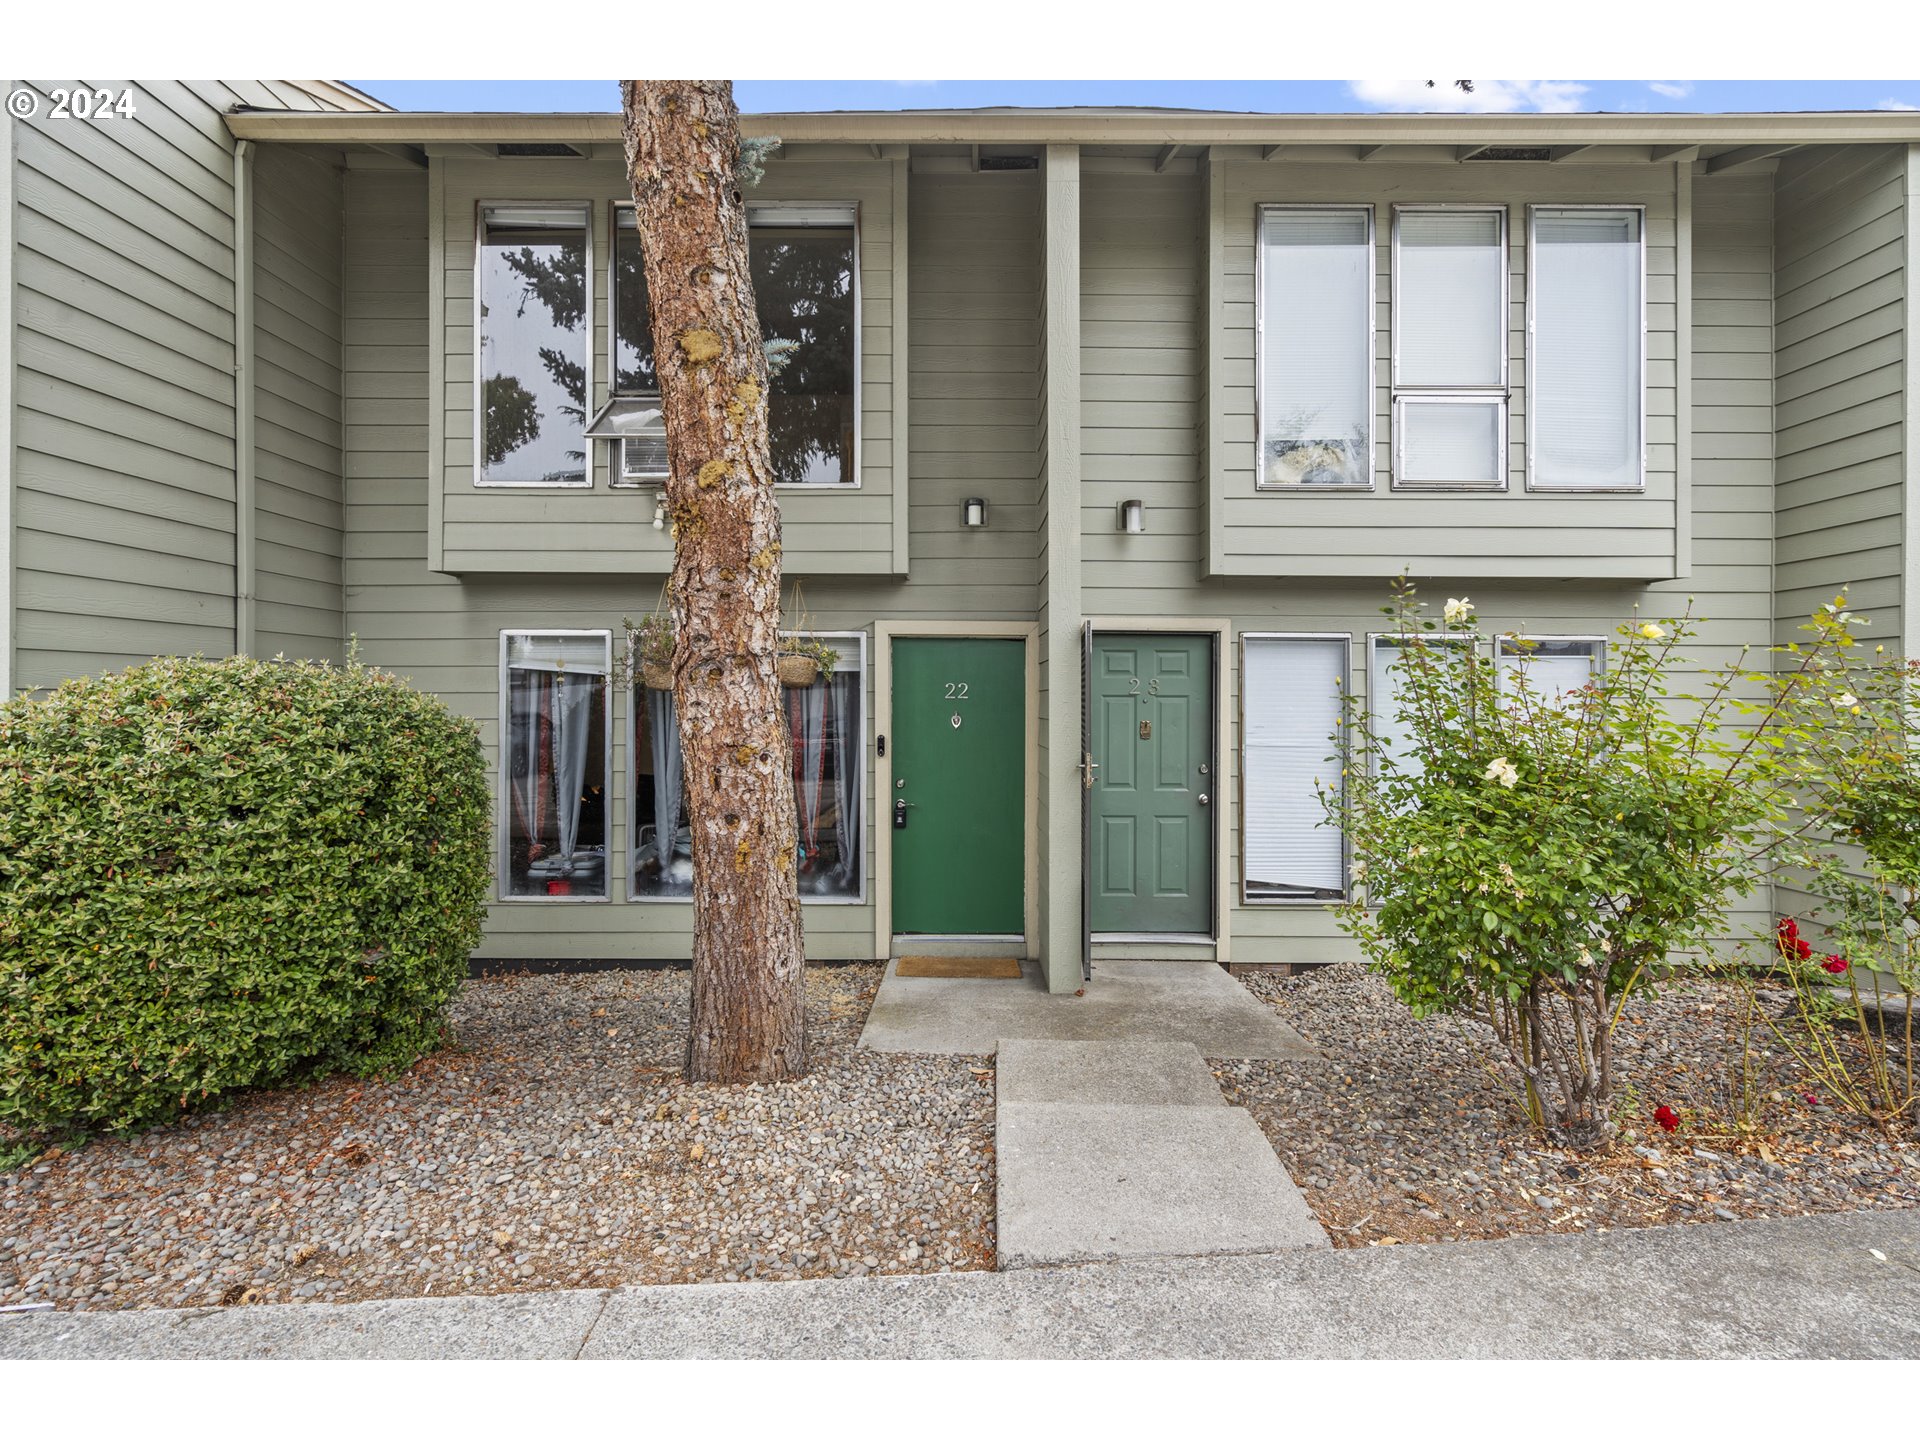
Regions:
[[1117, 499, 1146, 533], [962, 497, 987, 528]]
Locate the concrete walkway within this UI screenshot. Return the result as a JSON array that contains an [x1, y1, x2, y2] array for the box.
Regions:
[[995, 1039, 1327, 1265], [6, 1210, 1917, 1359], [858, 958, 1319, 1060]]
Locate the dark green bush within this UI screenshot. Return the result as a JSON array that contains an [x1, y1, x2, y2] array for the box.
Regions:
[[0, 654, 491, 1134]]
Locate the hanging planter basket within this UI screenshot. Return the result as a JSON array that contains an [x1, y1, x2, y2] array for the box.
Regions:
[[777, 654, 820, 688], [641, 659, 674, 691]]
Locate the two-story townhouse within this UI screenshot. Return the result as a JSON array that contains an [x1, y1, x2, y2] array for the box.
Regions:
[[3, 87, 1916, 993]]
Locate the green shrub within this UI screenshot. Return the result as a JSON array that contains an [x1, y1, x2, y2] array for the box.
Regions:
[[0, 654, 491, 1135]]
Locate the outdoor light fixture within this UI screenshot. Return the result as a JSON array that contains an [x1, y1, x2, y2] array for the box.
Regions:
[[1118, 499, 1146, 533], [962, 497, 987, 528]]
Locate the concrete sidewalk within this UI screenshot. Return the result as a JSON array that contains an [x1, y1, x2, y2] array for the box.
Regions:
[[6, 1210, 1917, 1359]]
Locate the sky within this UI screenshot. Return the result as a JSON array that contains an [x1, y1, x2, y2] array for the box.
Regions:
[[347, 79, 1920, 114]]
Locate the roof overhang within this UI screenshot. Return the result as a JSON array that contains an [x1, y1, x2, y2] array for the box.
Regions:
[[225, 106, 1920, 148]]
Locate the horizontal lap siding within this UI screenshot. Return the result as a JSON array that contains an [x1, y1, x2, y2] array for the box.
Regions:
[[1212, 160, 1679, 579], [351, 164, 1043, 959], [11, 82, 241, 688], [252, 144, 345, 660], [434, 154, 898, 575], [1073, 159, 1774, 963], [1771, 146, 1908, 651]]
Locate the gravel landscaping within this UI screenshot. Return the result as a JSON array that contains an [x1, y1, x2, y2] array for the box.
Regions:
[[1219, 964, 1920, 1249], [0, 963, 996, 1311]]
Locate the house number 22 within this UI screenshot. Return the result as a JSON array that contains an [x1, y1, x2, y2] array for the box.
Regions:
[[944, 682, 969, 700]]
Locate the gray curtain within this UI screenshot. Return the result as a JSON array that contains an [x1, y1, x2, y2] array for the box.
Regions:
[[646, 688, 683, 871], [551, 674, 592, 863], [830, 670, 858, 887]]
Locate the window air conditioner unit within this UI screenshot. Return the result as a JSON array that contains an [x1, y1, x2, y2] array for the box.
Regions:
[[621, 434, 670, 484]]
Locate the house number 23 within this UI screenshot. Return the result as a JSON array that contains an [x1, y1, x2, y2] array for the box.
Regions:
[[943, 682, 969, 700], [1127, 677, 1161, 696]]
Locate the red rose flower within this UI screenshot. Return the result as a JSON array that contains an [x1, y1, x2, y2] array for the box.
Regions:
[[1653, 1105, 1680, 1133], [1777, 917, 1800, 942], [1822, 954, 1849, 975], [1795, 939, 1813, 960]]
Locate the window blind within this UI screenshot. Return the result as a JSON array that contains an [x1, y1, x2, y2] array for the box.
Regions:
[[1497, 638, 1603, 707], [1531, 208, 1642, 489], [1395, 209, 1505, 388], [1259, 207, 1373, 487], [1396, 398, 1503, 487], [1369, 636, 1472, 778], [1242, 637, 1345, 898]]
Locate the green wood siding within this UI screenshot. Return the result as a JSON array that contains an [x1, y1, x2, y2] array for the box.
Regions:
[[251, 144, 345, 661], [428, 149, 904, 577], [1204, 154, 1681, 580], [1772, 145, 1909, 652]]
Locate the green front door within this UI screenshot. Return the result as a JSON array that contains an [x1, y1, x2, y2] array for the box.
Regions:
[[890, 638, 1025, 935], [1089, 633, 1214, 934]]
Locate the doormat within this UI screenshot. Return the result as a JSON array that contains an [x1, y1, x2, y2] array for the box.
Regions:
[[894, 955, 1024, 979]]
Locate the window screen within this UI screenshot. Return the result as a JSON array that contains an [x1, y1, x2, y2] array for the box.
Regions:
[[478, 206, 590, 485], [1242, 636, 1347, 901], [1258, 206, 1373, 488], [632, 635, 864, 901], [1530, 207, 1643, 490], [1396, 397, 1504, 488], [502, 632, 610, 898], [1497, 637, 1604, 707]]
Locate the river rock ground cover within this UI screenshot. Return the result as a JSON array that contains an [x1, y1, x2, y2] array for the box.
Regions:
[[0, 962, 996, 1310], [1221, 964, 1920, 1248]]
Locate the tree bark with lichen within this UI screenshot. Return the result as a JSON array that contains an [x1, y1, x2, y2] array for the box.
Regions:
[[621, 80, 805, 1083]]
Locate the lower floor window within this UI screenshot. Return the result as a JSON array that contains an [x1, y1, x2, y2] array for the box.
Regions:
[[630, 634, 866, 901], [1496, 635, 1605, 704], [1241, 634, 1348, 902], [502, 632, 611, 898]]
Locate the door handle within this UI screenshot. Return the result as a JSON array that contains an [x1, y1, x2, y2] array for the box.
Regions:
[[1080, 752, 1100, 790], [1198, 793, 1210, 806]]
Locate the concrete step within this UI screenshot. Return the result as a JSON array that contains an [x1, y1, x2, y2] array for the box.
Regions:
[[996, 1100, 1329, 1268], [997, 1038, 1226, 1108]]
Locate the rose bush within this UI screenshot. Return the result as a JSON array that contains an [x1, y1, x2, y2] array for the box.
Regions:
[[1330, 580, 1858, 1148]]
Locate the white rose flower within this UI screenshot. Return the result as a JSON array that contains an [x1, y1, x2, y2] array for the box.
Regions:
[[1832, 692, 1860, 709], [1484, 756, 1520, 789], [1443, 598, 1474, 625]]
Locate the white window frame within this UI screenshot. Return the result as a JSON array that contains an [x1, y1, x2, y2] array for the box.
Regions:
[[1238, 632, 1352, 906], [607, 200, 863, 490], [1254, 202, 1377, 492], [497, 628, 614, 903], [1524, 203, 1648, 493], [1389, 204, 1509, 492], [1495, 634, 1608, 698], [627, 630, 869, 905], [1365, 631, 1479, 778], [474, 202, 595, 489]]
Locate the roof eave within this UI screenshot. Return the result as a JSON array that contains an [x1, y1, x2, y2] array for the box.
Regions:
[[224, 107, 1920, 147]]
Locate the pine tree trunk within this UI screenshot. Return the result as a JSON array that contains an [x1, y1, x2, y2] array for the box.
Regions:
[[621, 80, 806, 1083]]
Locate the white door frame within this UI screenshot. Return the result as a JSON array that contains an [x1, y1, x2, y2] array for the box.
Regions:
[[873, 621, 1041, 959], [1084, 616, 1234, 963]]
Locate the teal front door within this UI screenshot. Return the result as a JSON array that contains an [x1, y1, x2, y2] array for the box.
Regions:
[[1089, 633, 1214, 934], [890, 638, 1026, 935]]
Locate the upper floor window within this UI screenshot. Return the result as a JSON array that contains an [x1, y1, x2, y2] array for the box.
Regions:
[[1257, 205, 1374, 489], [1528, 207, 1645, 490], [600, 202, 859, 488], [1391, 206, 1508, 490], [477, 205, 591, 487]]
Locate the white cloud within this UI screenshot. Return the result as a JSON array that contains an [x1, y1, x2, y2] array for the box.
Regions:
[[1348, 80, 1590, 114], [1879, 97, 1919, 111], [1648, 81, 1692, 99]]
